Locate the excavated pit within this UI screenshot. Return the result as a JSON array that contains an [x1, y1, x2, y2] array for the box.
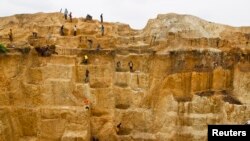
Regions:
[[0, 12, 250, 141]]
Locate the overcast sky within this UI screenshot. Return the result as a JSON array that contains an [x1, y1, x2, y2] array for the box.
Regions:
[[0, 0, 249, 29]]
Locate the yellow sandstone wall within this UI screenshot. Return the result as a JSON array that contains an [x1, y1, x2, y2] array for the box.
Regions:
[[1, 47, 250, 141], [0, 12, 250, 141]]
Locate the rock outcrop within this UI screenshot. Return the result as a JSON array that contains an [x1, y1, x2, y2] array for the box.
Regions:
[[0, 12, 250, 141]]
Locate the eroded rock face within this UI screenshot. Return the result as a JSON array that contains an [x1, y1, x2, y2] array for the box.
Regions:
[[0, 12, 250, 141]]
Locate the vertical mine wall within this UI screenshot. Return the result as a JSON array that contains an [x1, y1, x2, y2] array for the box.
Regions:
[[143, 49, 250, 141], [0, 50, 91, 141], [0, 54, 25, 141], [0, 48, 250, 141]]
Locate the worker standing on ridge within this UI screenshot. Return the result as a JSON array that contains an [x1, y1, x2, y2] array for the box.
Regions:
[[100, 13, 103, 23], [85, 69, 90, 83], [128, 61, 133, 72], [73, 25, 77, 36], [101, 25, 104, 36], [64, 8, 68, 20], [69, 12, 72, 22], [60, 25, 64, 36], [8, 29, 13, 42]]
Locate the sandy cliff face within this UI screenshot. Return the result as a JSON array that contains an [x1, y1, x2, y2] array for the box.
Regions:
[[0, 12, 250, 141]]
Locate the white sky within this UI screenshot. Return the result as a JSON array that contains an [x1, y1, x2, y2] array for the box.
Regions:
[[0, 0, 249, 29]]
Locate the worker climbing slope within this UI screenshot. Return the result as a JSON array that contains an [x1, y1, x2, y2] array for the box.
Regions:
[[32, 25, 38, 38], [60, 25, 65, 36], [82, 54, 88, 64], [116, 61, 121, 71], [8, 29, 13, 42], [128, 61, 133, 72], [85, 69, 90, 83], [101, 25, 104, 36], [73, 25, 77, 36], [83, 97, 90, 110]]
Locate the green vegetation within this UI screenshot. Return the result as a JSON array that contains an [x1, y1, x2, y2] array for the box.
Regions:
[[0, 43, 8, 53]]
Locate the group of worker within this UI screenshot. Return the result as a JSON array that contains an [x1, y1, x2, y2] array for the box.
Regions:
[[7, 11, 124, 137], [7, 11, 105, 44], [60, 24, 78, 36], [60, 9, 104, 36], [60, 9, 76, 36], [116, 60, 133, 72], [63, 8, 73, 22], [83, 55, 134, 84]]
